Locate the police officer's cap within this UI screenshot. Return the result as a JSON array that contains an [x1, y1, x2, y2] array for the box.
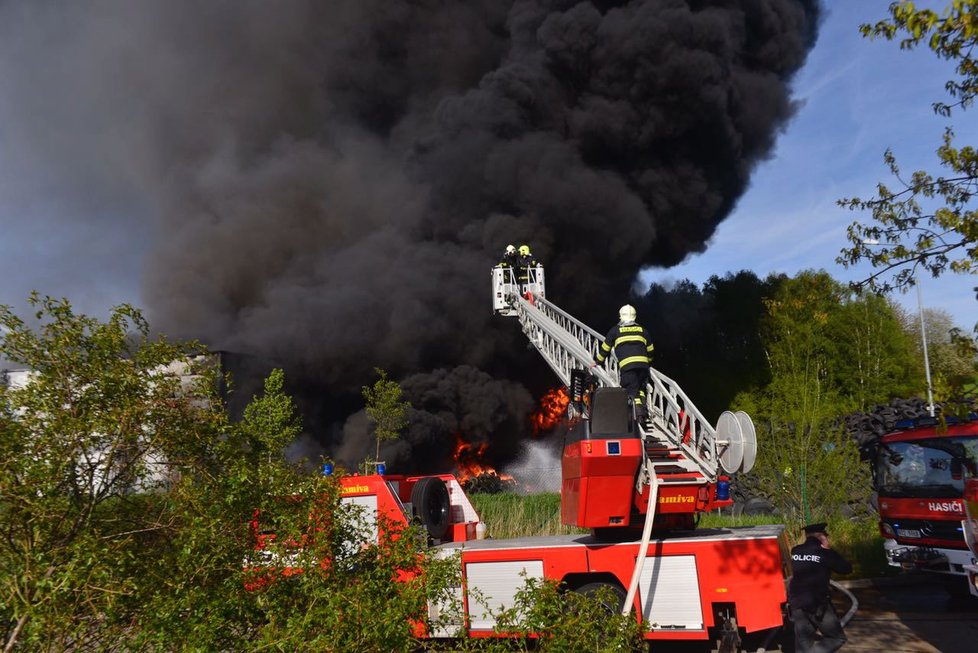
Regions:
[[802, 523, 828, 536]]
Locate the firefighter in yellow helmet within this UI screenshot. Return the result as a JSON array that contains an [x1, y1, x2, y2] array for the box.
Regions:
[[593, 304, 654, 420], [516, 244, 538, 293]]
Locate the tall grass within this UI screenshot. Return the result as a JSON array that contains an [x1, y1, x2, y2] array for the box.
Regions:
[[470, 492, 893, 578], [468, 493, 585, 539]]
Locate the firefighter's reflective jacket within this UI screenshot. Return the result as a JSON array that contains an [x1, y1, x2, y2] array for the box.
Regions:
[[595, 322, 654, 372], [516, 255, 537, 286]]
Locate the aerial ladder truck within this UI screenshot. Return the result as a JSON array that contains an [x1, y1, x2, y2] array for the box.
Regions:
[[491, 262, 763, 624], [491, 263, 757, 536], [247, 263, 788, 649]]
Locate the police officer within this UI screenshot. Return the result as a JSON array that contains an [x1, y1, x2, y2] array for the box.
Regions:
[[592, 304, 654, 421], [787, 523, 852, 653]]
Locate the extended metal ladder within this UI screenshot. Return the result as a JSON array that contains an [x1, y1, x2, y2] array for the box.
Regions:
[[492, 264, 756, 617], [491, 265, 721, 481]]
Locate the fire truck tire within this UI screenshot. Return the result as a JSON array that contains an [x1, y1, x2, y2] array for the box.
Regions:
[[573, 581, 627, 614], [411, 476, 450, 540]]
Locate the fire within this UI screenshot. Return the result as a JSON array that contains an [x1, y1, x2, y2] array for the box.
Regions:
[[453, 434, 513, 484], [531, 386, 569, 434]]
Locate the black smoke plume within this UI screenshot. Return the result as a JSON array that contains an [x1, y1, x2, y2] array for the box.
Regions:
[[0, 1, 821, 472]]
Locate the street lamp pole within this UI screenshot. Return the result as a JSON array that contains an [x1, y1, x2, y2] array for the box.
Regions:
[[916, 283, 936, 417], [859, 240, 937, 417]]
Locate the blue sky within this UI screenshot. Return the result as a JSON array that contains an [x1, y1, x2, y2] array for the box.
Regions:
[[644, 0, 978, 331]]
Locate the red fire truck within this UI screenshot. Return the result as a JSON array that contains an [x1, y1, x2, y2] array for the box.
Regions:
[[873, 415, 978, 594], [330, 469, 790, 648], [329, 264, 787, 647], [249, 265, 794, 649]]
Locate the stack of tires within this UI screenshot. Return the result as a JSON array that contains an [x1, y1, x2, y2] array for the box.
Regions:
[[843, 397, 934, 461]]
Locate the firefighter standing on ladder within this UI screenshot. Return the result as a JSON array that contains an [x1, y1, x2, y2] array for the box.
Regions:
[[592, 304, 654, 421]]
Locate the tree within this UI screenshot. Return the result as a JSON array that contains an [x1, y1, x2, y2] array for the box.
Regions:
[[361, 368, 411, 467], [838, 1, 978, 308], [636, 271, 778, 421], [0, 297, 455, 651], [828, 291, 921, 409], [897, 305, 978, 402], [0, 294, 224, 650], [733, 272, 918, 522]]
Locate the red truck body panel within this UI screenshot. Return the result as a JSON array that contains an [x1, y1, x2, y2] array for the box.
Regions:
[[335, 474, 787, 641], [437, 526, 787, 640], [874, 419, 978, 581]]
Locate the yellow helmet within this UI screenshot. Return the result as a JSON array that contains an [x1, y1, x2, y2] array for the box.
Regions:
[[518, 245, 530, 256]]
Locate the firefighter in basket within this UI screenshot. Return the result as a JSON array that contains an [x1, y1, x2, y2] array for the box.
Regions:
[[515, 244, 538, 294], [499, 244, 517, 268]]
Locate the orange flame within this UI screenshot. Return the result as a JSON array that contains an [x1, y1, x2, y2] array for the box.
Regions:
[[453, 434, 513, 484], [531, 386, 570, 434]]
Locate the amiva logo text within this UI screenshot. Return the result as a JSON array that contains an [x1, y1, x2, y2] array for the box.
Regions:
[[659, 496, 695, 504]]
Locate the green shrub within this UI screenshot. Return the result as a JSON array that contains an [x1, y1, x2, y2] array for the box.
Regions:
[[452, 576, 645, 652]]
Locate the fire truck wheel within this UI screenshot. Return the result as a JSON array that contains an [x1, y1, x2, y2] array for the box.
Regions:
[[411, 477, 450, 540], [573, 581, 627, 614]]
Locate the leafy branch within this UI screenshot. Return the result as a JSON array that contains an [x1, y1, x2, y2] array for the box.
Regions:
[[838, 2, 978, 307]]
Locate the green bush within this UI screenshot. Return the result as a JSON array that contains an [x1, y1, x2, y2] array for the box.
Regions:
[[453, 576, 645, 652]]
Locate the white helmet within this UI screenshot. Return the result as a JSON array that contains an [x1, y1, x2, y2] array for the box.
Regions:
[[505, 244, 516, 254], [619, 304, 637, 323]]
